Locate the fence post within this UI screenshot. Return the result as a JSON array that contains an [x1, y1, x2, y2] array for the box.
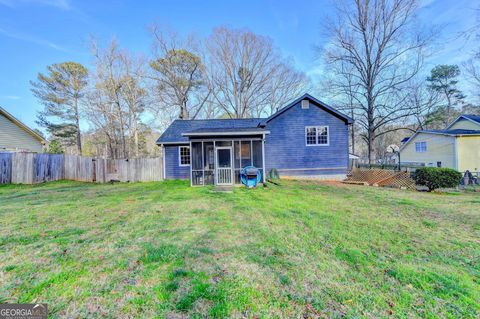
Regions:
[[92, 158, 96, 182]]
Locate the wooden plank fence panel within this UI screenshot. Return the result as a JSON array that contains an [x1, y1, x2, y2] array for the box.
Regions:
[[11, 153, 35, 184], [105, 159, 115, 182], [0, 153, 12, 184], [117, 159, 130, 182], [79, 156, 94, 182], [95, 158, 106, 183], [34, 154, 64, 183], [65, 155, 95, 182], [64, 155, 78, 181], [6, 153, 163, 184]]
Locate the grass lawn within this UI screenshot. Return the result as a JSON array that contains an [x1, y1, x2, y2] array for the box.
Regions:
[[0, 180, 479, 318]]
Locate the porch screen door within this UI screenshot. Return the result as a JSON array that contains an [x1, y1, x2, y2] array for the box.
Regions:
[[216, 147, 233, 185]]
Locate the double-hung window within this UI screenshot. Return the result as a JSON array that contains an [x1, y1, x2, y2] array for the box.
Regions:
[[415, 142, 427, 152], [179, 146, 191, 166], [305, 126, 329, 146]]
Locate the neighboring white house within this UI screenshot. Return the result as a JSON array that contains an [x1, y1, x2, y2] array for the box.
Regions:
[[400, 115, 480, 172], [0, 106, 46, 153]]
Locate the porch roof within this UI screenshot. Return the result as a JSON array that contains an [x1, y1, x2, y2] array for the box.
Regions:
[[182, 127, 269, 137]]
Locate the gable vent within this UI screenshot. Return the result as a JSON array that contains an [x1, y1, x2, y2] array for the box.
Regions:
[[301, 99, 309, 109]]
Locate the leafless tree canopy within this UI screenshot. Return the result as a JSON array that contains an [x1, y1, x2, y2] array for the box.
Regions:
[[85, 39, 148, 159], [323, 0, 432, 162], [149, 26, 210, 121], [64, 27, 310, 158], [206, 27, 309, 118], [464, 53, 480, 103]]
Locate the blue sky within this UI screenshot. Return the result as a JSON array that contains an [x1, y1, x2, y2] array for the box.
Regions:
[[0, 0, 478, 130]]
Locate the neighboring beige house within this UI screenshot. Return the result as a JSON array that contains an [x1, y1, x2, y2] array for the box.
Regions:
[[0, 106, 46, 153], [400, 115, 480, 173]]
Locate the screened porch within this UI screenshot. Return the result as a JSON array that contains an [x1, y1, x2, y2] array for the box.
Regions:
[[189, 139, 264, 186]]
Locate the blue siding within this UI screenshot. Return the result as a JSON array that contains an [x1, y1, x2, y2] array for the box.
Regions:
[[164, 145, 190, 180], [264, 100, 349, 176]]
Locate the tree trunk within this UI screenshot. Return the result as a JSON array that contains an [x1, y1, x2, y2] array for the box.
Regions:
[[367, 88, 376, 164], [114, 100, 127, 158], [350, 109, 355, 154], [179, 97, 189, 119], [74, 98, 82, 155], [134, 119, 139, 158], [367, 128, 376, 164]]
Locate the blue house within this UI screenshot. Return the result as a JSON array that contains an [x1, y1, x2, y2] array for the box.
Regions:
[[156, 94, 353, 186]]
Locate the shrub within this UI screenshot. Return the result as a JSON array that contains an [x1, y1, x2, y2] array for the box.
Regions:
[[414, 167, 462, 191], [269, 168, 280, 180]]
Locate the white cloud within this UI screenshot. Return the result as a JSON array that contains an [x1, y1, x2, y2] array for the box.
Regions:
[[0, 95, 21, 100], [0, 0, 71, 10], [0, 27, 68, 52], [419, 0, 437, 9]]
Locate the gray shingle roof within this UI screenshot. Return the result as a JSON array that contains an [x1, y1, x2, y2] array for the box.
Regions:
[[184, 127, 267, 135], [157, 118, 264, 144], [420, 129, 480, 136]]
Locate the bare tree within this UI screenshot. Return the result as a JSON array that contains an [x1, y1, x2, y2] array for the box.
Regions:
[[464, 54, 480, 103], [206, 27, 309, 118], [261, 62, 310, 116], [149, 26, 210, 120], [322, 61, 361, 154], [86, 39, 147, 158], [119, 53, 147, 157], [405, 79, 440, 130], [322, 0, 433, 163], [90, 39, 128, 158]]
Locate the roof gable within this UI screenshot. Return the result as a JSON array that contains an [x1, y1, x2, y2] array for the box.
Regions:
[[399, 129, 480, 152], [156, 93, 353, 144], [463, 114, 480, 124], [263, 93, 353, 125], [0, 107, 45, 143], [446, 114, 480, 130]]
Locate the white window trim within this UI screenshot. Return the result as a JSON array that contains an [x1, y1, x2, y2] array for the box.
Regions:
[[305, 126, 329, 146], [179, 146, 191, 166], [415, 141, 427, 153]]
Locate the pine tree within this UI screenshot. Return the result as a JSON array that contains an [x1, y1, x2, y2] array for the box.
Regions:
[[31, 62, 88, 154]]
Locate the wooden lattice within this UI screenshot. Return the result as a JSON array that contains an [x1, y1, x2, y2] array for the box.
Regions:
[[346, 168, 416, 190], [375, 171, 416, 190]]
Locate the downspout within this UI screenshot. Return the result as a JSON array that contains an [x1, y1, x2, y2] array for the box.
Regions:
[[162, 144, 166, 180], [262, 133, 266, 183], [453, 137, 458, 171], [190, 141, 193, 187], [213, 141, 217, 185]]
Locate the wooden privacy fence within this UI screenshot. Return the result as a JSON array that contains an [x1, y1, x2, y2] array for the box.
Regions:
[[0, 152, 163, 184]]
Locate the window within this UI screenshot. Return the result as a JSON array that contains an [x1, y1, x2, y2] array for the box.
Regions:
[[437, 161, 442, 168], [415, 141, 427, 152], [240, 141, 252, 167], [241, 142, 251, 160], [318, 127, 328, 145], [305, 126, 329, 146], [179, 146, 190, 166], [301, 99, 309, 109]]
